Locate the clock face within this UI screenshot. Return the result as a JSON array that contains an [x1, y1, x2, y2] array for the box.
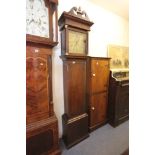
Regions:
[[68, 30, 87, 54], [26, 0, 49, 38]]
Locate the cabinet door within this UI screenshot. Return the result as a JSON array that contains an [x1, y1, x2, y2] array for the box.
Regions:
[[91, 59, 109, 93], [63, 60, 87, 118], [90, 93, 108, 127], [117, 85, 129, 119], [26, 46, 52, 123]]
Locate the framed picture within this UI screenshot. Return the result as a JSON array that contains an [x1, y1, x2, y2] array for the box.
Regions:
[[107, 44, 129, 69]]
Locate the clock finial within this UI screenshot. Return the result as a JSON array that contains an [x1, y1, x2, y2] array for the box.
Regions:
[[68, 6, 90, 21]]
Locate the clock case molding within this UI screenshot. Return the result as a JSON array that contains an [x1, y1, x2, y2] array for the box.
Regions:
[[58, 7, 94, 56], [26, 0, 58, 47]]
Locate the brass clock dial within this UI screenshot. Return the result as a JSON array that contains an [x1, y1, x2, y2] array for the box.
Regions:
[[26, 0, 49, 38], [68, 30, 87, 54]]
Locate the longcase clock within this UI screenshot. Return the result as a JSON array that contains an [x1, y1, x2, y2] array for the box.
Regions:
[[26, 0, 61, 154], [58, 7, 93, 148]]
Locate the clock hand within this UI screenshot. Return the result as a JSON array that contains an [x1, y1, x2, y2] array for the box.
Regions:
[[29, 19, 34, 25], [38, 18, 41, 26], [73, 37, 80, 52], [72, 40, 78, 52]]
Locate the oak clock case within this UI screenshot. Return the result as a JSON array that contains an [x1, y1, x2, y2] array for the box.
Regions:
[[59, 7, 93, 148], [26, 0, 61, 155]]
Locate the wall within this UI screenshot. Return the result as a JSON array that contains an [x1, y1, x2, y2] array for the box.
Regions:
[[52, 0, 129, 137]]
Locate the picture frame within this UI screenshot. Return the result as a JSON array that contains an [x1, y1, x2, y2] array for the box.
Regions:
[[107, 44, 129, 69]]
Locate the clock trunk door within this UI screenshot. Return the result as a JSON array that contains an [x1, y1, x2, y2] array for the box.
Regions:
[[26, 46, 53, 124], [63, 59, 87, 118]]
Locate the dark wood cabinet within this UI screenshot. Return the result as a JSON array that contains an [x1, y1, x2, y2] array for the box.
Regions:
[[60, 55, 89, 148], [108, 71, 129, 127], [87, 57, 110, 131]]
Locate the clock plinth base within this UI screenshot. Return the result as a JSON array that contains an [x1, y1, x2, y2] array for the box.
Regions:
[[62, 113, 89, 149], [26, 115, 61, 155]]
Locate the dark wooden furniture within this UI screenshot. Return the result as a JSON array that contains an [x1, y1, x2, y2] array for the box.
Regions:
[[26, 1, 61, 154], [108, 71, 129, 127], [60, 55, 89, 148], [87, 57, 110, 131], [58, 7, 93, 148]]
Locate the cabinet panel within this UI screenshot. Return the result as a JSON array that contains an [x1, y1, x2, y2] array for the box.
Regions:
[[63, 59, 86, 118], [26, 45, 53, 124], [90, 93, 108, 127], [27, 129, 53, 155], [26, 56, 49, 114], [87, 57, 110, 131], [118, 85, 129, 119], [91, 59, 109, 93], [26, 116, 61, 155]]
